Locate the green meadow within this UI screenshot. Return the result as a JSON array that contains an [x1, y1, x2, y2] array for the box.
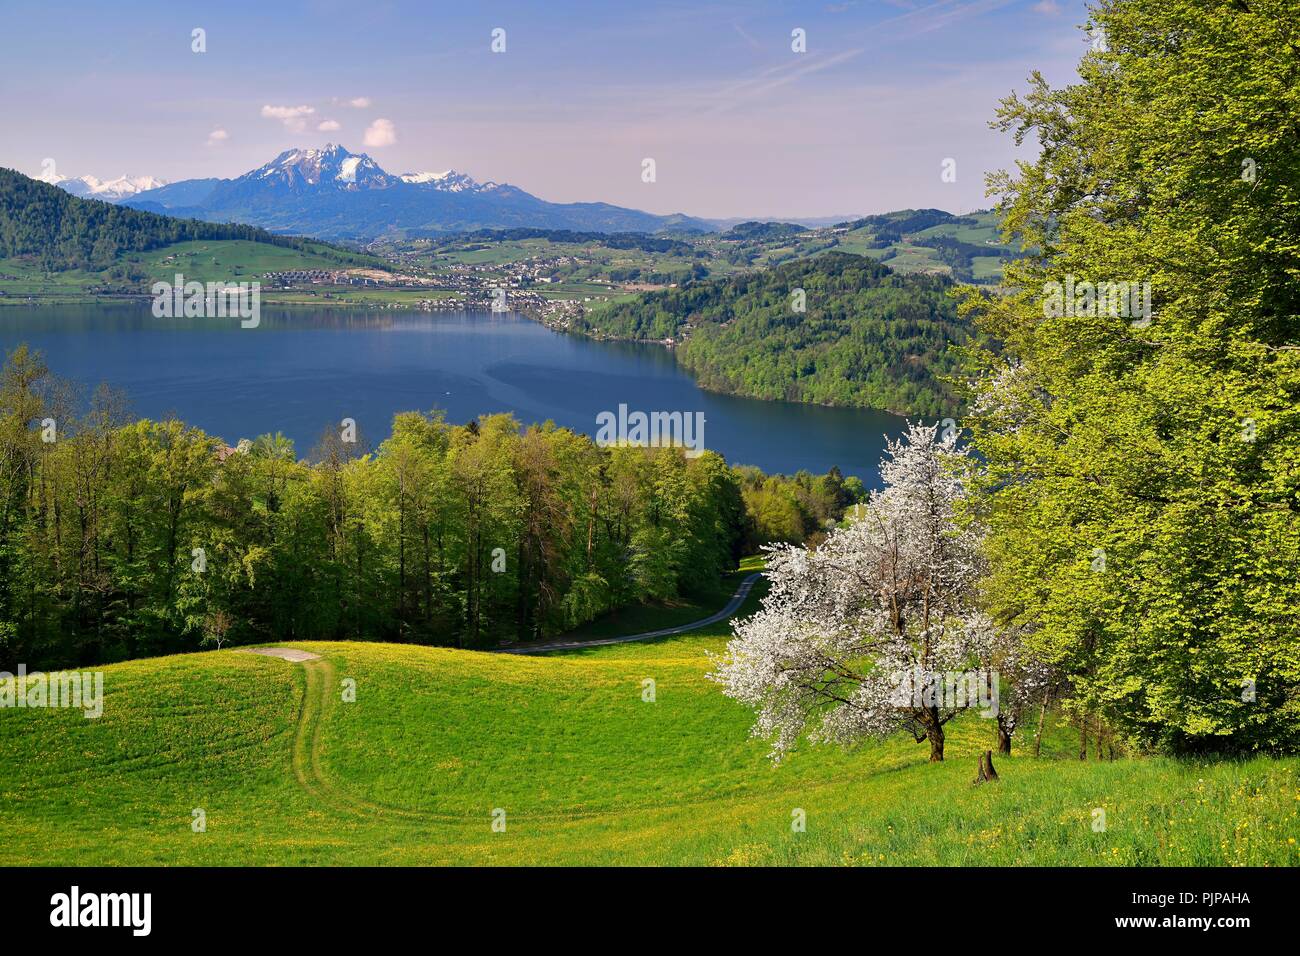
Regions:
[[133, 239, 380, 283], [1, 573, 1296, 867], [0, 238, 390, 303]]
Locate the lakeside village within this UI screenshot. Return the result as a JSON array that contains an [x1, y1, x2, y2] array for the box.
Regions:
[[3, 246, 662, 340], [258, 257, 594, 329]]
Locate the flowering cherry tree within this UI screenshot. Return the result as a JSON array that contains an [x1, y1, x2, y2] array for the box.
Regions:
[[710, 423, 986, 762]]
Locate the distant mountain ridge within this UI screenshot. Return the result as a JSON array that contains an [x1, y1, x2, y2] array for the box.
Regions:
[[41, 172, 169, 201], [121, 144, 711, 241]]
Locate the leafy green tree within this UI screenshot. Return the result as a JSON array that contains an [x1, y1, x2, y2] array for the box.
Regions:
[[961, 0, 1300, 752]]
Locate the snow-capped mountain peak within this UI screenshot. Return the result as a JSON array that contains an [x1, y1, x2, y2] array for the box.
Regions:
[[399, 169, 454, 184], [110, 144, 707, 239], [236, 146, 508, 195], [399, 169, 509, 194], [247, 144, 397, 190], [44, 172, 169, 202]]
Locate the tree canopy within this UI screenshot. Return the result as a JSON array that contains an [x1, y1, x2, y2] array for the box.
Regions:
[[959, 0, 1300, 753]]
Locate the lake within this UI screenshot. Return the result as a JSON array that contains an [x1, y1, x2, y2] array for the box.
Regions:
[[0, 305, 908, 485]]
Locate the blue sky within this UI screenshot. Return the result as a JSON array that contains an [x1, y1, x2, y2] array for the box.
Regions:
[[0, 0, 1096, 219]]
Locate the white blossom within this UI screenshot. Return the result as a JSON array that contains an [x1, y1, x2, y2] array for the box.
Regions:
[[969, 359, 1047, 435], [965, 611, 1055, 741], [710, 422, 990, 761]]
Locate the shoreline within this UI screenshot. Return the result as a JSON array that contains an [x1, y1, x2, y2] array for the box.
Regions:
[[0, 290, 937, 420]]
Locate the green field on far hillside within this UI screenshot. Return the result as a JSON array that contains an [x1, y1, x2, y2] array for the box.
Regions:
[[135, 239, 378, 282], [0, 239, 391, 303], [830, 209, 1019, 282]]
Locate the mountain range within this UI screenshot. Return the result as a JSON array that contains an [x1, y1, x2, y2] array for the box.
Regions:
[[79, 144, 714, 241], [40, 172, 169, 201]]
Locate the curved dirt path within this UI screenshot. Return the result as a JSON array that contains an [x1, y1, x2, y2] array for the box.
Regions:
[[289, 655, 335, 802], [265, 570, 775, 821], [493, 571, 763, 655], [280, 642, 872, 827], [288, 655, 457, 820]]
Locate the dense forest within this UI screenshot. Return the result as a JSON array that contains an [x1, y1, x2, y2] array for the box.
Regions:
[[0, 168, 377, 272], [573, 252, 971, 417], [841, 208, 976, 236], [0, 347, 861, 670], [733, 464, 864, 548], [955, 0, 1300, 752]]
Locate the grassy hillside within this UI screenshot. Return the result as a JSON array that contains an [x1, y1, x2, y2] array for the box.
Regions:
[[2, 582, 1295, 866], [833, 208, 1020, 283], [0, 239, 385, 302], [0, 167, 339, 270], [379, 210, 1018, 293], [374, 229, 719, 294]]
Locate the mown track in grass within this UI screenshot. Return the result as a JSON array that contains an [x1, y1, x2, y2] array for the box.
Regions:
[[3, 573, 1296, 865]]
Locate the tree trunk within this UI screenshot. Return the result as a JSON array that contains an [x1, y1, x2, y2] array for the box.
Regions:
[[397, 497, 406, 635], [973, 750, 999, 784], [1079, 719, 1088, 761], [927, 714, 945, 762], [1033, 693, 1049, 758], [997, 725, 1012, 755]]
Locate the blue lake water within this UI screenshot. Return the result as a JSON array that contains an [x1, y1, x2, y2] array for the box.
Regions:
[[0, 305, 908, 485]]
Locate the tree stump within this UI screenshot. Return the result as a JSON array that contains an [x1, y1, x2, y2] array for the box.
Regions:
[[973, 749, 1000, 784]]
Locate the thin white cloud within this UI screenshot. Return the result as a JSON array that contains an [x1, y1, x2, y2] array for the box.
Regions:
[[207, 128, 229, 145], [741, 47, 864, 99], [732, 22, 762, 52], [260, 104, 316, 133], [362, 118, 397, 147], [703, 47, 865, 114], [1032, 0, 1061, 13], [879, 0, 1019, 37], [696, 0, 1018, 116], [341, 96, 371, 108], [317, 119, 341, 131]]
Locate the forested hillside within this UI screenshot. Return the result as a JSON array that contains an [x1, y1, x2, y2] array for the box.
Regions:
[[0, 168, 364, 271], [573, 252, 970, 416]]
